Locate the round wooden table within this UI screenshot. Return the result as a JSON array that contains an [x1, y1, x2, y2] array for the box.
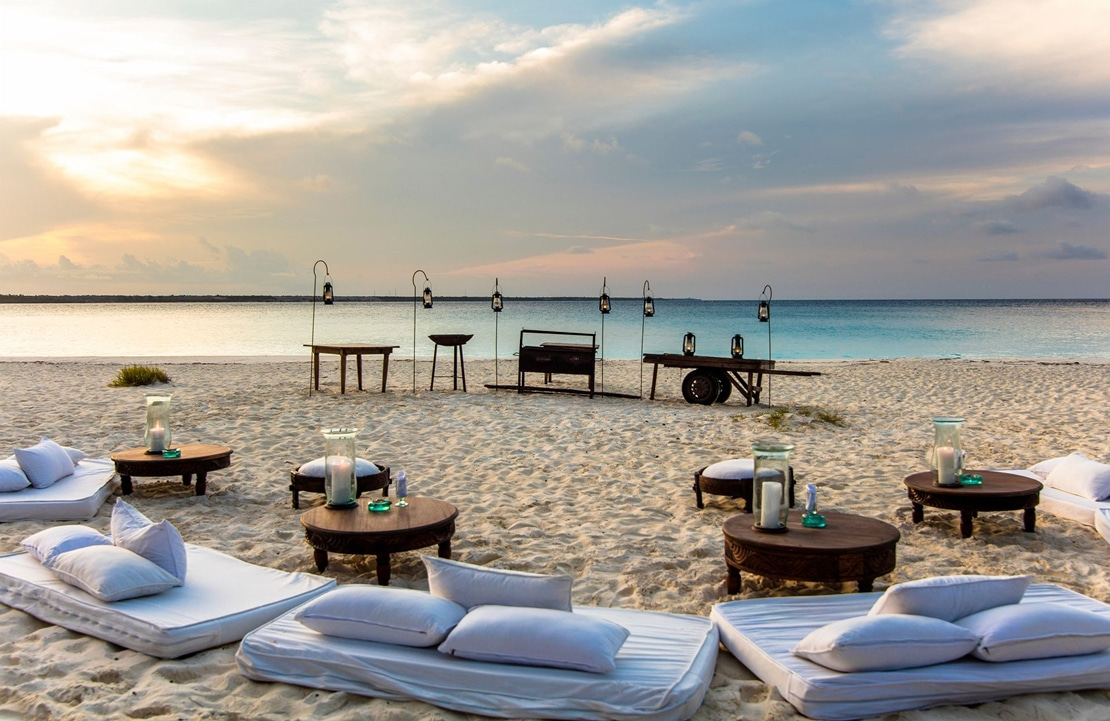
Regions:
[[904, 469, 1042, 538], [300, 496, 458, 585], [110, 444, 233, 496], [723, 510, 899, 594]]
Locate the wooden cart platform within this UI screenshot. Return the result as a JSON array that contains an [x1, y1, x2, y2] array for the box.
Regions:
[[642, 353, 820, 406]]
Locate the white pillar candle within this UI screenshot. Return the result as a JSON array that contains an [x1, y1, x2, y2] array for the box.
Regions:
[[761, 481, 781, 528], [149, 424, 166, 453], [937, 446, 956, 484], [327, 457, 353, 505]]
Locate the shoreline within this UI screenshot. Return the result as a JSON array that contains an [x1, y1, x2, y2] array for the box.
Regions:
[[2, 358, 1110, 719]]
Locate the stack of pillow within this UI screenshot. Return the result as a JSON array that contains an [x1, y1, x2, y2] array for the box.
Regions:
[[293, 556, 630, 674], [19, 500, 188, 602], [792, 575, 1110, 672], [1028, 452, 1110, 503], [1, 438, 86, 493]]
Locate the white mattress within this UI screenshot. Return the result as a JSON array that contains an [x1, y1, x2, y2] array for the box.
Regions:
[[0, 544, 335, 658], [0, 458, 119, 522], [237, 604, 719, 721], [711, 584, 1110, 721]]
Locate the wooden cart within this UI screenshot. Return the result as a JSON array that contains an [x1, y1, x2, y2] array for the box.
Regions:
[[642, 353, 820, 406]]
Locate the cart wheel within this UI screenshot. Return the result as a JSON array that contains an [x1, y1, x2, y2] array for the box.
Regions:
[[682, 369, 720, 405], [712, 369, 733, 403]]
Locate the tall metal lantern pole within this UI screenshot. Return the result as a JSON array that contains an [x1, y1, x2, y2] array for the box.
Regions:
[[491, 278, 503, 389], [758, 284, 773, 406], [640, 280, 654, 399], [598, 277, 611, 393], [412, 270, 432, 392], [308, 259, 334, 396]]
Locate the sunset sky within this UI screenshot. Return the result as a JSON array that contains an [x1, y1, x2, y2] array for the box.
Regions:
[[1, 0, 1108, 299]]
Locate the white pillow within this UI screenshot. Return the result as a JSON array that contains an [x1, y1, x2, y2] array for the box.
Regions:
[[1045, 454, 1110, 501], [1028, 453, 1085, 482], [956, 603, 1110, 662], [792, 614, 978, 672], [702, 459, 755, 479], [62, 446, 87, 464], [869, 575, 1032, 622], [21, 526, 112, 564], [423, 556, 573, 611], [294, 586, 466, 647], [297, 457, 380, 477], [438, 605, 630, 673], [110, 500, 188, 584], [0, 458, 30, 493], [43, 545, 181, 602], [13, 438, 76, 489]]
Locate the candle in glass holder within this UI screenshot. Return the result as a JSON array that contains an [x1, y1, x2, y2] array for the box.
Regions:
[[760, 481, 781, 528], [327, 457, 353, 506], [936, 446, 956, 485], [149, 423, 166, 453]]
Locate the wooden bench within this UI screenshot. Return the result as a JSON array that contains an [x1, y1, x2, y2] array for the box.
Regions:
[[517, 330, 596, 397]]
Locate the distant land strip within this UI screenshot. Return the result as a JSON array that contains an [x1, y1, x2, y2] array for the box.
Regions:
[[0, 295, 697, 304]]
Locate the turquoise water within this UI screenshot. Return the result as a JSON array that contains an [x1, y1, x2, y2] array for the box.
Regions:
[[1, 299, 1107, 360]]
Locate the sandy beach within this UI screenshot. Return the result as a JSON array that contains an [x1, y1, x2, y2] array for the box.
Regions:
[[2, 356, 1110, 720]]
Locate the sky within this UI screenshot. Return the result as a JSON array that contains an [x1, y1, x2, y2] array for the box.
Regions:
[[1, 0, 1108, 300]]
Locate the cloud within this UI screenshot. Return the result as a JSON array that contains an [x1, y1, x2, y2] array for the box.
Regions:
[[692, 158, 724, 172], [1038, 242, 1106, 260], [891, 0, 1110, 91], [977, 219, 1021, 235], [561, 132, 622, 155], [565, 245, 593, 255], [977, 250, 1020, 261], [494, 156, 532, 173], [735, 211, 815, 233], [737, 130, 763, 146], [298, 174, 333, 192], [1009, 176, 1096, 211]]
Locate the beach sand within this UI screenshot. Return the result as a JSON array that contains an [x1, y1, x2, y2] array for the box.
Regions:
[[2, 357, 1110, 720]]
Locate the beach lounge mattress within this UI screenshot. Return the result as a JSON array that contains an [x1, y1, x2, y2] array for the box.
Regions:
[[711, 584, 1110, 721], [0, 544, 335, 658], [237, 605, 719, 721], [0, 458, 119, 522]]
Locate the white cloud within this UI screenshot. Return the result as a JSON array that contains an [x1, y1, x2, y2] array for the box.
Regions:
[[737, 130, 763, 146], [494, 156, 531, 173], [892, 0, 1110, 90]]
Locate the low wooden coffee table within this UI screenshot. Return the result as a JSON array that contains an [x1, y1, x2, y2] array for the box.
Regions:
[[904, 470, 1042, 538], [723, 510, 899, 594], [300, 496, 458, 585], [110, 444, 233, 496]]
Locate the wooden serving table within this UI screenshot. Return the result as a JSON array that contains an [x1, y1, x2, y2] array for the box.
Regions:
[[517, 329, 597, 397], [723, 510, 899, 593], [111, 444, 233, 496], [642, 353, 820, 406], [904, 470, 1042, 538], [306, 343, 400, 394], [300, 496, 458, 585]]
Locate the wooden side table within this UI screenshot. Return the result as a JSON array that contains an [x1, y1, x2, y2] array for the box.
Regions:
[[723, 510, 899, 594], [110, 444, 233, 496], [300, 496, 458, 585], [904, 470, 1042, 538]]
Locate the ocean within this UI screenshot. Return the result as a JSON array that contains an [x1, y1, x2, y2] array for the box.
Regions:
[[1, 298, 1108, 361]]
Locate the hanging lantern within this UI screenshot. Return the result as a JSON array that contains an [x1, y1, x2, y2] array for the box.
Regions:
[[491, 278, 503, 312], [643, 294, 654, 318], [731, 334, 744, 358], [422, 284, 433, 309], [758, 299, 769, 322], [599, 277, 611, 314], [683, 332, 696, 356]]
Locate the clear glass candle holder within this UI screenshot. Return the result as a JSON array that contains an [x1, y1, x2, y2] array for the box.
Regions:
[[929, 417, 965, 487], [322, 427, 359, 509], [144, 393, 172, 454], [752, 442, 794, 532]]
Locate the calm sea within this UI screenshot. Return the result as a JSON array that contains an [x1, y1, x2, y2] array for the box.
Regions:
[[1, 299, 1108, 361]]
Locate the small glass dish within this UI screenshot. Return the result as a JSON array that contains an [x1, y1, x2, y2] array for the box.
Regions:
[[367, 498, 392, 512], [161, 448, 181, 459], [959, 474, 983, 486]]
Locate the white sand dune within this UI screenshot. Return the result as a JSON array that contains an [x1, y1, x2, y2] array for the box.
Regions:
[[2, 357, 1110, 719]]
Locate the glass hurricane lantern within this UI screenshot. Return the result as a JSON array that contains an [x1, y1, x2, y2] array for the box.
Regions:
[[144, 393, 172, 454], [751, 442, 794, 532], [929, 417, 965, 487], [322, 427, 359, 509]]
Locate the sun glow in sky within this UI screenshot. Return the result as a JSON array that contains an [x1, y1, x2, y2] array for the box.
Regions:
[[1, 0, 1108, 298]]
